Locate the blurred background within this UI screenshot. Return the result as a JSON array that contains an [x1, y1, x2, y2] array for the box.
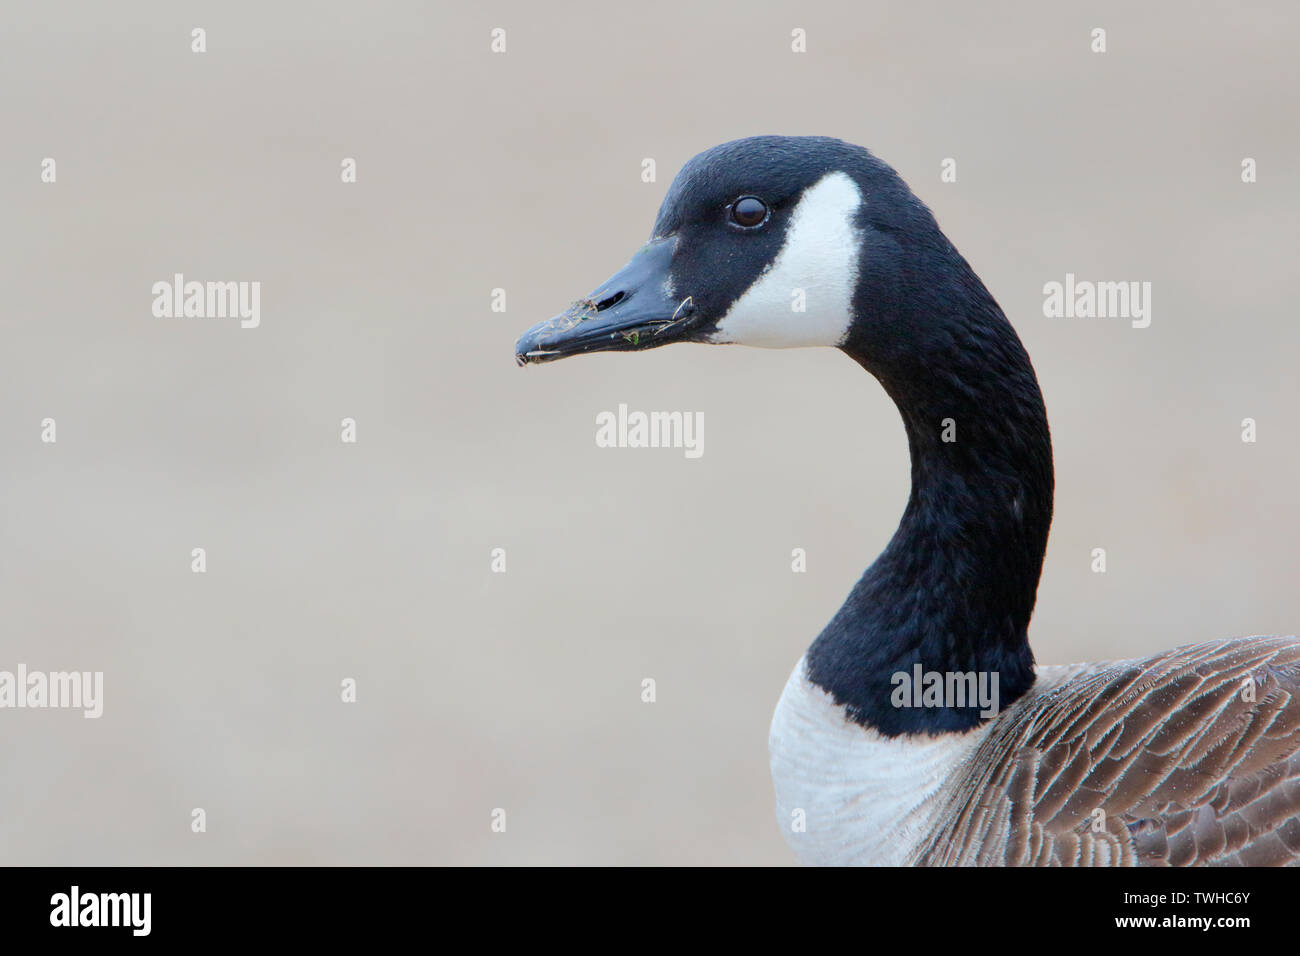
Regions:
[[1, 1, 1296, 865]]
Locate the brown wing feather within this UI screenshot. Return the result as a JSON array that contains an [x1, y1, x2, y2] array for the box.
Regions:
[[915, 637, 1300, 866]]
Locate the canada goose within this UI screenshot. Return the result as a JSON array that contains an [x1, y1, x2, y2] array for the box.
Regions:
[[514, 136, 1300, 866]]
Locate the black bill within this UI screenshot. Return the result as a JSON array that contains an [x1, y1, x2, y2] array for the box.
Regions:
[[514, 238, 696, 366]]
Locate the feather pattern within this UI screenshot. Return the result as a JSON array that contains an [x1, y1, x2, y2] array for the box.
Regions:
[[915, 636, 1300, 866]]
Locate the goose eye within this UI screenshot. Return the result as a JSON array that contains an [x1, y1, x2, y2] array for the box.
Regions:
[[730, 196, 768, 228]]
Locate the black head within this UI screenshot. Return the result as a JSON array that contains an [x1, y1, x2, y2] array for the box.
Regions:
[[514, 135, 961, 366]]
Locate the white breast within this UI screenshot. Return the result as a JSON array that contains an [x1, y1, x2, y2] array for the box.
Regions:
[[768, 657, 990, 866]]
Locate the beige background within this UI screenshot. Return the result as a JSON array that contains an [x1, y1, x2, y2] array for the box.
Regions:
[[1, 1, 1296, 865]]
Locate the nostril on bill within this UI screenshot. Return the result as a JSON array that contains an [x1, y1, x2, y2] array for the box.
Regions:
[[594, 290, 625, 312]]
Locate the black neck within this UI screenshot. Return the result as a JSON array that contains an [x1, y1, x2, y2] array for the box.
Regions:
[[805, 269, 1054, 736]]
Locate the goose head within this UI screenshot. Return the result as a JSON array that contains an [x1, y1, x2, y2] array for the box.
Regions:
[[514, 135, 962, 369]]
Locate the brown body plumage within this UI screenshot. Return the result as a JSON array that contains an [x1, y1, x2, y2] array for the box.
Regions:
[[919, 637, 1300, 866]]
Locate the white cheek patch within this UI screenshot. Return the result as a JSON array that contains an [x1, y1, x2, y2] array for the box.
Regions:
[[710, 171, 863, 348]]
